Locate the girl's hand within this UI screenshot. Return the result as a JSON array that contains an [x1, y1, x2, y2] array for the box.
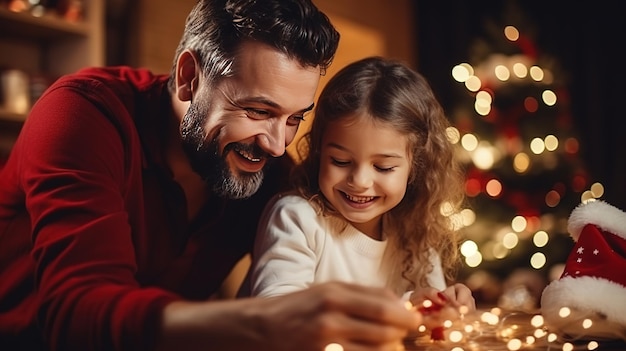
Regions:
[[438, 283, 476, 311], [408, 284, 475, 340]]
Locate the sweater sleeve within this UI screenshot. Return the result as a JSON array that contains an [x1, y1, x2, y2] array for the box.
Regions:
[[249, 195, 321, 297], [18, 79, 177, 351]]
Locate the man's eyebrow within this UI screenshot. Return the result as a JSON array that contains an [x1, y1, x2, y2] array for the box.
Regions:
[[239, 97, 315, 113]]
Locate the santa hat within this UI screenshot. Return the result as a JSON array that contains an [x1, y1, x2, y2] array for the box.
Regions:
[[540, 200, 626, 340]]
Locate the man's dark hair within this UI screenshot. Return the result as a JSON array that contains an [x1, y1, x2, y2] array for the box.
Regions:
[[168, 0, 340, 92]]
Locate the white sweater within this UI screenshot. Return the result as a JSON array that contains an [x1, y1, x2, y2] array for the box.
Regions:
[[249, 194, 446, 298]]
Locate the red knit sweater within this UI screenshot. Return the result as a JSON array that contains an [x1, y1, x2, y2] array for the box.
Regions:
[[0, 67, 291, 350]]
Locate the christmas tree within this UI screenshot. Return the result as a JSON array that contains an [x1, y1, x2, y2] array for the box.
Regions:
[[445, 7, 603, 309]]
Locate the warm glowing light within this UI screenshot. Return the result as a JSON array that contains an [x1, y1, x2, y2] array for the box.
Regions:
[[486, 179, 502, 197], [461, 209, 476, 226], [459, 305, 470, 315], [422, 299, 433, 308], [476, 90, 492, 103], [545, 190, 561, 208], [481, 312, 499, 325], [451, 347, 464, 351], [461, 133, 478, 151], [512, 62, 528, 78], [493, 242, 509, 259], [530, 315, 544, 327], [475, 100, 491, 116], [465, 75, 482, 92], [563, 342, 574, 351], [324, 343, 343, 351], [507, 338, 522, 350], [441, 202, 455, 216], [495, 65, 511, 81], [502, 232, 519, 249], [530, 137, 545, 154], [588, 341, 599, 350], [472, 145, 495, 170], [534, 329, 547, 338], [558, 307, 571, 318], [581, 190, 595, 203], [449, 330, 463, 342], [530, 252, 546, 269], [544, 135, 558, 151], [511, 216, 527, 232], [590, 182, 604, 198], [529, 66, 544, 81], [504, 25, 519, 41], [404, 301, 413, 310], [547, 333, 558, 342], [465, 252, 483, 267], [447, 127, 461, 144], [460, 240, 479, 257], [452, 64, 472, 82], [513, 152, 530, 173], [533, 231, 549, 248], [582, 319, 593, 329], [542, 90, 557, 106]]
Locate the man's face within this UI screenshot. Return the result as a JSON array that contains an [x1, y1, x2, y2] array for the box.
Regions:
[[181, 41, 321, 199]]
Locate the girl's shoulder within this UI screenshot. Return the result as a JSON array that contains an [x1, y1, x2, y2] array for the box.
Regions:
[[265, 193, 319, 217]]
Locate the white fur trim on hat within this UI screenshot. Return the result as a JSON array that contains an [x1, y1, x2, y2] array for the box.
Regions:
[[567, 200, 626, 241], [541, 276, 626, 339]]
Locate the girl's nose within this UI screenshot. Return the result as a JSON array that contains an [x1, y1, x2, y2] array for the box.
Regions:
[[348, 166, 374, 189]]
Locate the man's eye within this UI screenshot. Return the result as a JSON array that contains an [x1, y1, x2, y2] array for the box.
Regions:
[[287, 115, 306, 126], [245, 108, 269, 119]]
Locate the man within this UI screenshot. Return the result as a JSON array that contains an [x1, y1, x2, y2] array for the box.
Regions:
[[0, 1, 421, 350]]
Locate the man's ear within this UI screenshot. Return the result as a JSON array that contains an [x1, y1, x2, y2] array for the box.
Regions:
[[175, 50, 200, 101]]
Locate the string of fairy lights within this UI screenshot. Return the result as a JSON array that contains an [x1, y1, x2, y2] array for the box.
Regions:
[[404, 301, 623, 351], [324, 301, 615, 351]]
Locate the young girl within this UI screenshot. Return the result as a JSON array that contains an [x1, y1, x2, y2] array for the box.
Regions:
[[248, 56, 474, 310]]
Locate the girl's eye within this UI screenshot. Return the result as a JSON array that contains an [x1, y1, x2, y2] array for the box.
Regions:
[[375, 166, 395, 172], [330, 158, 349, 166]]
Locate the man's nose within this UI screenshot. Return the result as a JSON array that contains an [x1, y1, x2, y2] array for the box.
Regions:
[[256, 120, 287, 157]]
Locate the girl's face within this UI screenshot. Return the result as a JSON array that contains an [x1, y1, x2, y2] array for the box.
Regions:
[[318, 114, 412, 239]]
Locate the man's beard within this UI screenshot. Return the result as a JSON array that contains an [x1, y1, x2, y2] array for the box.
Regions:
[[180, 99, 266, 199]]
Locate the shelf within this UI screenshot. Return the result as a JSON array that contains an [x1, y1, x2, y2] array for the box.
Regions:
[[0, 109, 27, 122], [0, 7, 90, 40], [0, 0, 103, 154]]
